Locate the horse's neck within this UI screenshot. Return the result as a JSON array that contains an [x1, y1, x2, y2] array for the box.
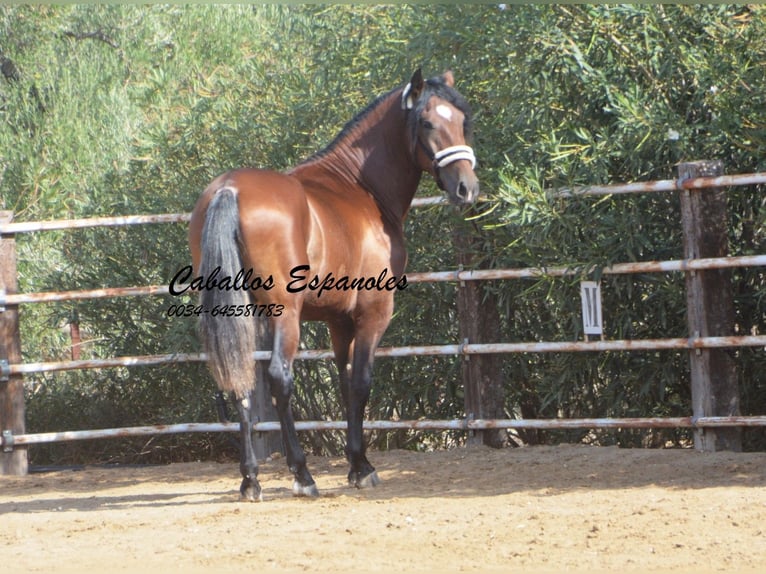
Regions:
[[292, 93, 422, 223]]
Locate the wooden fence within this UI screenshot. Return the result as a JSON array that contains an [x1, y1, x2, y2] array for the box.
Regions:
[[2, 160, 766, 475]]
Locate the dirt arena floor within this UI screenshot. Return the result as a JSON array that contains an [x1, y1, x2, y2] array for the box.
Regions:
[[1, 444, 764, 573]]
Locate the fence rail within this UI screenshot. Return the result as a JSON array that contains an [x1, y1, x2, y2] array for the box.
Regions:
[[4, 416, 766, 451], [2, 165, 766, 473], [0, 197, 446, 235], [4, 254, 766, 306], [552, 171, 766, 196], [7, 335, 766, 377], [2, 170, 766, 235]]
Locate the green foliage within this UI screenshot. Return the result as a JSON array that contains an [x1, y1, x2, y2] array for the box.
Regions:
[[1, 5, 765, 463], [469, 4, 766, 448]]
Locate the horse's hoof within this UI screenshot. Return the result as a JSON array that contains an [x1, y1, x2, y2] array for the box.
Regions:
[[239, 489, 264, 503], [351, 470, 381, 489], [293, 480, 319, 498], [239, 480, 263, 502]]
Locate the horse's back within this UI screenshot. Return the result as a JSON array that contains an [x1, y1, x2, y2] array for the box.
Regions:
[[191, 168, 311, 289], [190, 166, 401, 319], [197, 168, 309, 223]]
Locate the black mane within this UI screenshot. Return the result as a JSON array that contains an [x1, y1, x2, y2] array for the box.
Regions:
[[295, 87, 398, 167], [296, 74, 473, 169]]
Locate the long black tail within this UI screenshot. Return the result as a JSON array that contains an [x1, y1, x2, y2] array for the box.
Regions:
[[197, 187, 256, 399]]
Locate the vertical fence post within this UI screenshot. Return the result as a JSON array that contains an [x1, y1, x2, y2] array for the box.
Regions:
[[252, 317, 283, 459], [454, 218, 506, 448], [677, 161, 741, 452], [0, 211, 28, 475]]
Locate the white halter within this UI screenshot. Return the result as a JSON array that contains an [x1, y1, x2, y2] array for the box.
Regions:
[[402, 83, 477, 170], [434, 145, 477, 169]]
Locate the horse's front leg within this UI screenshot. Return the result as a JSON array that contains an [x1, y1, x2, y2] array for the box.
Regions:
[[345, 339, 381, 489], [235, 392, 262, 502]]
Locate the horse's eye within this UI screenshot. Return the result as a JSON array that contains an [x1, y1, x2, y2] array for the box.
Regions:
[[421, 119, 435, 130]]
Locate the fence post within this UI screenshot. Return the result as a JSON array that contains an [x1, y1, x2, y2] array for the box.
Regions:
[[677, 161, 741, 452], [0, 211, 28, 475], [454, 218, 506, 448]]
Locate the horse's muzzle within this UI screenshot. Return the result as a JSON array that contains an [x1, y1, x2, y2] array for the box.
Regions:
[[440, 165, 480, 206]]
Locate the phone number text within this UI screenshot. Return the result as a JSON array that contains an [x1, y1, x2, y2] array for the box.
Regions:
[[166, 303, 284, 318]]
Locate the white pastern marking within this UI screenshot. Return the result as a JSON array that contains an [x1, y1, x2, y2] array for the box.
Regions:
[[435, 105, 453, 121], [240, 397, 250, 409]]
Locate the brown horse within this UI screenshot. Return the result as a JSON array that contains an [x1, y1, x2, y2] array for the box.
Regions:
[[188, 69, 479, 501]]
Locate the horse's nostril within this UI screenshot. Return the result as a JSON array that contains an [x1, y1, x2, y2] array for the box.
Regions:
[[457, 181, 468, 200]]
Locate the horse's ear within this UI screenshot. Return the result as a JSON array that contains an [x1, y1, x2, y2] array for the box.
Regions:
[[402, 68, 424, 110], [442, 70, 454, 87]]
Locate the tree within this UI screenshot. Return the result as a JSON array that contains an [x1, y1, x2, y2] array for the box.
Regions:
[[2, 4, 765, 464]]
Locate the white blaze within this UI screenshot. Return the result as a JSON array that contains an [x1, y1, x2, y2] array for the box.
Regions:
[[435, 104, 453, 121]]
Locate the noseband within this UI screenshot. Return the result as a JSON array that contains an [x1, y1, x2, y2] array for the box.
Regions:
[[434, 144, 476, 169], [417, 137, 477, 174]]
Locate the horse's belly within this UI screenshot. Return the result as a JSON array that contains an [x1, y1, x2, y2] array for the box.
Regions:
[[294, 265, 406, 321]]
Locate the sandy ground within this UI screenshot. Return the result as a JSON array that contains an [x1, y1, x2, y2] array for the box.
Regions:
[[1, 444, 764, 573]]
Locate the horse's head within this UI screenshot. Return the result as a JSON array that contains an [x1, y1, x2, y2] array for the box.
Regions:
[[403, 69, 480, 206]]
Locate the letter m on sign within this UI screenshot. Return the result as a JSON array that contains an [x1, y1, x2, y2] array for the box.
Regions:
[[580, 281, 603, 336]]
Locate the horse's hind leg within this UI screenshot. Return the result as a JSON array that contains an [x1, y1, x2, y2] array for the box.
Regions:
[[236, 391, 262, 502], [268, 312, 318, 497]]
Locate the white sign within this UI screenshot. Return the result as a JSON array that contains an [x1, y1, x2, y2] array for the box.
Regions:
[[580, 281, 603, 336]]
